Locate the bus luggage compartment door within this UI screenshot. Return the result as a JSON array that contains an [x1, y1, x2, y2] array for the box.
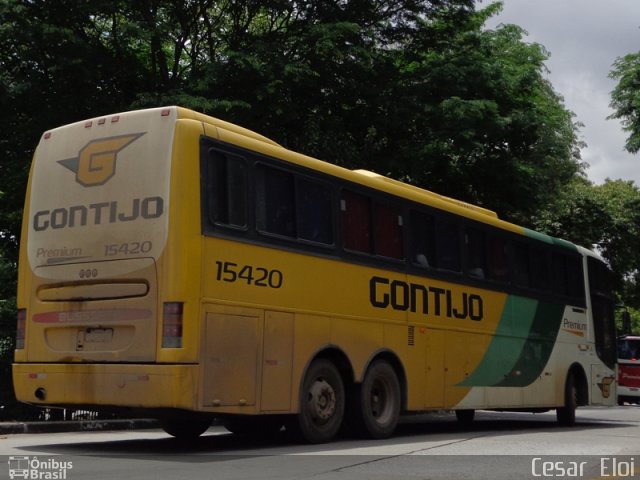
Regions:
[[203, 308, 260, 407]]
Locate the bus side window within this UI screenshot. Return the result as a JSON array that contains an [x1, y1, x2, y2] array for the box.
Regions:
[[256, 165, 296, 238], [566, 255, 585, 300], [551, 253, 568, 296], [208, 149, 248, 228], [530, 247, 550, 291], [435, 219, 461, 272], [374, 203, 404, 260], [488, 235, 510, 283], [513, 242, 530, 287], [341, 190, 373, 253], [297, 178, 334, 245], [410, 210, 435, 268], [465, 228, 486, 279]]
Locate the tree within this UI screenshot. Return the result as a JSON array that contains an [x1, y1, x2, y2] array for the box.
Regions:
[[534, 177, 640, 310], [610, 51, 640, 153], [385, 13, 583, 224], [0, 0, 590, 417], [160, 1, 582, 225]]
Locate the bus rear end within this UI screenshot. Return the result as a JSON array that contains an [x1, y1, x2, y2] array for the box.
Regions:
[[13, 107, 201, 417], [618, 335, 640, 405]]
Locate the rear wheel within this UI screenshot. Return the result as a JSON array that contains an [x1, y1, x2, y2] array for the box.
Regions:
[[352, 360, 401, 439], [293, 359, 345, 443], [556, 373, 577, 426], [161, 414, 212, 440]]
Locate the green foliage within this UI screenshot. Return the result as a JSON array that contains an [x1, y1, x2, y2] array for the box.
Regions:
[[388, 18, 583, 223], [534, 177, 640, 307], [610, 52, 640, 153], [618, 308, 640, 336]]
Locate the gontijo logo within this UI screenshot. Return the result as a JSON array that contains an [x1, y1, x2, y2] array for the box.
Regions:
[[57, 133, 145, 187]]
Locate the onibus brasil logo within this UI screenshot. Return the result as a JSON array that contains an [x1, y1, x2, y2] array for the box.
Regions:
[[8, 456, 73, 479]]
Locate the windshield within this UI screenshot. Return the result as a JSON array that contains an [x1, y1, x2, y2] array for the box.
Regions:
[[618, 338, 640, 360]]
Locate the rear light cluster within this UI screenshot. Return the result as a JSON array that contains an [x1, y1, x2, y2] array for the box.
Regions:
[[16, 309, 26, 349], [162, 302, 183, 348]]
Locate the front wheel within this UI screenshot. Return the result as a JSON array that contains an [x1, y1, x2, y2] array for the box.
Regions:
[[455, 409, 475, 426], [352, 360, 401, 439], [556, 373, 577, 426], [294, 359, 345, 443]]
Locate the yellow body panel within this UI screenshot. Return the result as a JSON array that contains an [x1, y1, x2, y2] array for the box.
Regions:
[[13, 363, 199, 410]]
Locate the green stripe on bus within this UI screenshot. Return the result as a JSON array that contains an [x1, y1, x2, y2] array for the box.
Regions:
[[523, 228, 554, 244], [524, 227, 580, 252], [459, 296, 564, 387], [495, 301, 564, 387]]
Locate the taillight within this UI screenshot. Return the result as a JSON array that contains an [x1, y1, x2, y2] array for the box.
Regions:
[[162, 302, 183, 348], [16, 309, 26, 349]]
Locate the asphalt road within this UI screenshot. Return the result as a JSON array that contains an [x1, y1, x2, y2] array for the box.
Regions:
[[1, 406, 639, 480]]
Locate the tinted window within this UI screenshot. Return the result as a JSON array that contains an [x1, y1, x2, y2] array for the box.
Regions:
[[551, 253, 569, 296], [256, 165, 296, 237], [488, 236, 510, 283], [589, 257, 615, 368], [513, 242, 530, 287], [567, 256, 585, 299], [410, 210, 436, 268], [375, 203, 404, 260], [297, 178, 334, 245], [618, 338, 640, 360], [465, 228, 486, 279], [436, 220, 461, 272], [341, 190, 372, 253], [208, 150, 247, 228], [530, 247, 550, 291]]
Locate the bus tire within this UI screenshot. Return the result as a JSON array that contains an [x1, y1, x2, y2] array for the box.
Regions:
[[294, 359, 345, 443], [161, 415, 212, 440], [455, 409, 475, 426], [353, 360, 401, 439], [556, 373, 577, 426]]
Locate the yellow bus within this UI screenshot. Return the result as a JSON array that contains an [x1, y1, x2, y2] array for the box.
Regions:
[[14, 106, 617, 443]]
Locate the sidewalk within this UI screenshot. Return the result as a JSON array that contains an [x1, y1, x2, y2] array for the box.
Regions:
[[0, 418, 159, 434]]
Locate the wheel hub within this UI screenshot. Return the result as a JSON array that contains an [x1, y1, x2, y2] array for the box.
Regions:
[[308, 378, 336, 421]]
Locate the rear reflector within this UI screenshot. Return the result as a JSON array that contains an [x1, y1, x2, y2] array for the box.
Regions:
[[162, 302, 183, 348], [16, 309, 26, 349]]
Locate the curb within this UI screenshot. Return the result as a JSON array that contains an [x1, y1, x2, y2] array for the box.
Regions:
[[0, 419, 160, 435]]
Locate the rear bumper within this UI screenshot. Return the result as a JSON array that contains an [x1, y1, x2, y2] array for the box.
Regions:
[[13, 363, 199, 411]]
